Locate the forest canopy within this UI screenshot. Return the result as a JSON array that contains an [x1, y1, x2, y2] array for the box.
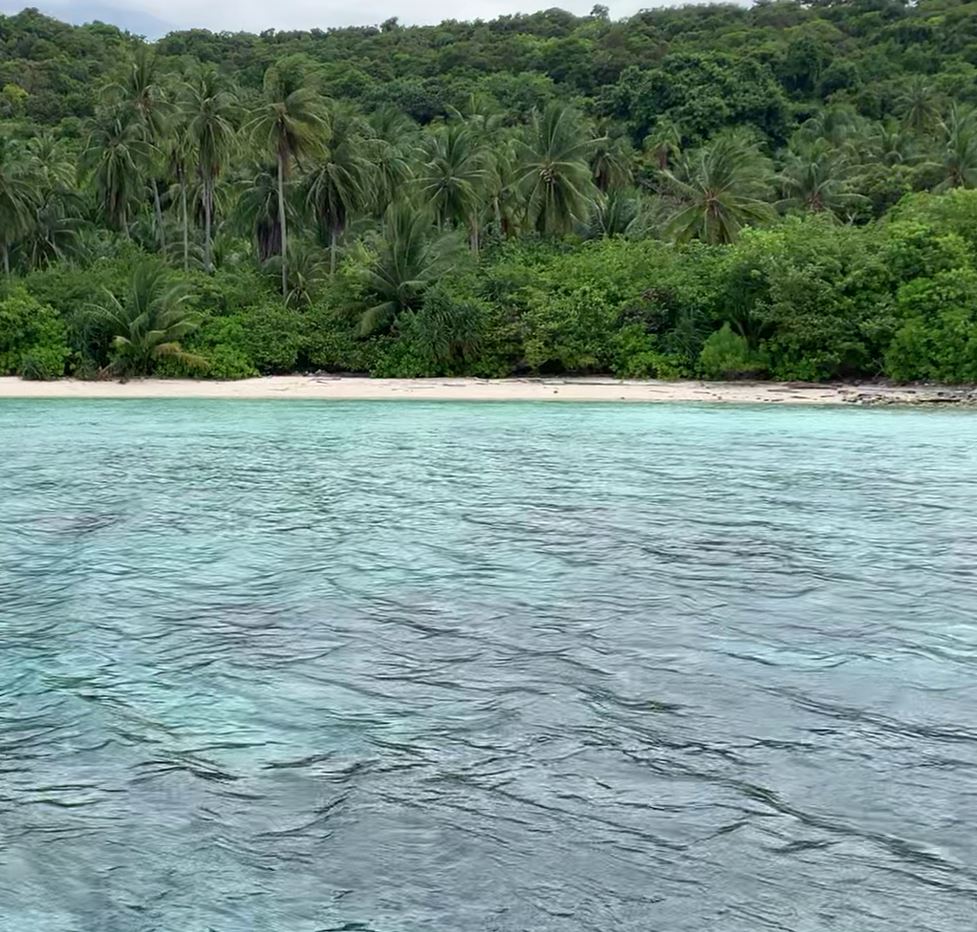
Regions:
[[1, 0, 977, 382]]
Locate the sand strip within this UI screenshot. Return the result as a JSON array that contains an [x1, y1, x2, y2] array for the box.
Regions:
[[0, 376, 974, 406]]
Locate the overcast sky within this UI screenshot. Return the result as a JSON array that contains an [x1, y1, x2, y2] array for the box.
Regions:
[[2, 0, 673, 36]]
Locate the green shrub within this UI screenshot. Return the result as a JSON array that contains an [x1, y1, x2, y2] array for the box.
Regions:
[[22, 260, 131, 368], [891, 190, 977, 258], [884, 318, 931, 383], [187, 266, 275, 317], [305, 322, 374, 372], [878, 221, 971, 282], [699, 323, 768, 379], [368, 337, 434, 377], [411, 286, 489, 372], [522, 286, 619, 373], [238, 303, 306, 373], [884, 268, 977, 383], [19, 343, 71, 380], [0, 288, 71, 380], [728, 222, 891, 381]]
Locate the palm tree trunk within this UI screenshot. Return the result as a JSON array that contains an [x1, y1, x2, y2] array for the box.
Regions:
[[203, 179, 213, 274], [330, 226, 337, 274], [277, 152, 288, 298], [181, 182, 189, 274], [153, 180, 164, 251], [469, 214, 479, 257], [2, 245, 8, 276]]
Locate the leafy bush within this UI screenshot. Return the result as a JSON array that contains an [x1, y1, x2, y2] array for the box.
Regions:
[[238, 303, 306, 373], [699, 323, 768, 379], [884, 268, 977, 382], [410, 286, 488, 372], [160, 315, 258, 379], [162, 302, 307, 378], [367, 337, 433, 377], [0, 288, 71, 379], [22, 259, 131, 368], [728, 222, 892, 381], [891, 190, 977, 258], [304, 309, 380, 373]]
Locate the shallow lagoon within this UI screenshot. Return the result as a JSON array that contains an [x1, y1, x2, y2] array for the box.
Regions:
[[1, 400, 975, 931]]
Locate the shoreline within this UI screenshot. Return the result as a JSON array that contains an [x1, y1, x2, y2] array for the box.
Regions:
[[1, 375, 975, 406]]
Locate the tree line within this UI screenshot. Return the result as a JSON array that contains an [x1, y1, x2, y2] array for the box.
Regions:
[[0, 1, 976, 382]]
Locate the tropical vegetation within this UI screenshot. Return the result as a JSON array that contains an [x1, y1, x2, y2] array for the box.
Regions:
[[1, 1, 977, 382]]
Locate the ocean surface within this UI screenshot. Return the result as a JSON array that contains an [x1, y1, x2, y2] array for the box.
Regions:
[[1, 399, 975, 932]]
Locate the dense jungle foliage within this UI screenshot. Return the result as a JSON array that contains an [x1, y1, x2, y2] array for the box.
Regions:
[[1, 0, 977, 381]]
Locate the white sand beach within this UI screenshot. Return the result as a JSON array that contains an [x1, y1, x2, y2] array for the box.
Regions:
[[0, 375, 973, 405]]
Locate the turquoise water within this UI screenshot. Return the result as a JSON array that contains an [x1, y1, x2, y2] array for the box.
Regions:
[[1, 400, 976, 931]]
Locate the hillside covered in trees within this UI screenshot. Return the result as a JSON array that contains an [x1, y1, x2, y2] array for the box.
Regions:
[[1, 0, 977, 382]]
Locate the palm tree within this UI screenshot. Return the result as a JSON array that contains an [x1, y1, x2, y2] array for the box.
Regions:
[[183, 66, 237, 274], [664, 134, 775, 244], [24, 132, 75, 191], [360, 201, 460, 335], [643, 118, 682, 172], [87, 263, 205, 377], [105, 46, 170, 250], [19, 190, 86, 269], [936, 104, 977, 191], [163, 119, 196, 273], [0, 136, 35, 274], [589, 122, 632, 193], [869, 118, 920, 167], [794, 105, 862, 152], [236, 162, 299, 262], [81, 107, 153, 235], [485, 135, 521, 238], [418, 121, 487, 252], [899, 77, 941, 135], [305, 104, 372, 271], [246, 62, 329, 296], [267, 239, 328, 308], [778, 142, 867, 218], [452, 94, 504, 145], [589, 187, 641, 238], [367, 106, 416, 213], [516, 103, 598, 236], [18, 133, 84, 270]]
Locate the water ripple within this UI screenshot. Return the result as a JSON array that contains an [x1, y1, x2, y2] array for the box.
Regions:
[[1, 400, 976, 931]]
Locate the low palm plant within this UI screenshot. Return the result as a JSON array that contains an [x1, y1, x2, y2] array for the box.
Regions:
[[359, 201, 460, 335], [589, 187, 641, 238], [87, 263, 205, 377], [778, 142, 867, 219], [265, 239, 328, 308]]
